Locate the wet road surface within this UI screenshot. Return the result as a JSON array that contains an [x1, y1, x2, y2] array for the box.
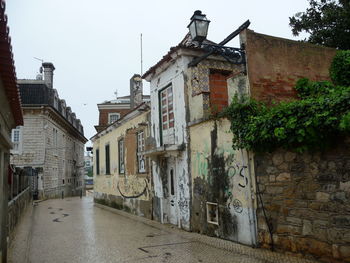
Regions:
[[9, 196, 269, 263]]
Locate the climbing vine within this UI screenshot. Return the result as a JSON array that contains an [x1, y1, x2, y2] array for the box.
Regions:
[[224, 50, 350, 153]]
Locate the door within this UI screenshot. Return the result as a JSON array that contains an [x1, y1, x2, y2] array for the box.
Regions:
[[168, 159, 178, 225]]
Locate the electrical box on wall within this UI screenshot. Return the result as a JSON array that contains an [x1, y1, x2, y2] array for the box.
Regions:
[[206, 202, 219, 225]]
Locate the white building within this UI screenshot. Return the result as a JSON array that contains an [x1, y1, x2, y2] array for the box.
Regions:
[[11, 63, 88, 199]]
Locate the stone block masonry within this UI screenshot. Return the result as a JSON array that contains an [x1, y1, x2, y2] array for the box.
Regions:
[[254, 139, 350, 262]]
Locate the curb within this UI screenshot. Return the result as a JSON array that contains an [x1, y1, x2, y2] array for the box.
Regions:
[[94, 203, 318, 263]]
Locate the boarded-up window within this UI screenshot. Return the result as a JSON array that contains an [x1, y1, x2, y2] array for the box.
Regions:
[[209, 71, 229, 113]]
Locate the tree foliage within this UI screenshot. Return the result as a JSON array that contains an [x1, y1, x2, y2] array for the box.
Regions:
[[224, 51, 350, 153], [329, 50, 350, 86], [289, 0, 350, 50]]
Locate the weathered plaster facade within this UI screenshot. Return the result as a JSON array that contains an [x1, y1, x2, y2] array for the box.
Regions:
[[143, 27, 341, 261], [186, 55, 257, 245], [189, 120, 257, 245], [145, 51, 192, 230], [92, 103, 153, 218]]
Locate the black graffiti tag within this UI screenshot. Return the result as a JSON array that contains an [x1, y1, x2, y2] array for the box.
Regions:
[[238, 166, 248, 188], [228, 164, 248, 188], [232, 199, 243, 213]]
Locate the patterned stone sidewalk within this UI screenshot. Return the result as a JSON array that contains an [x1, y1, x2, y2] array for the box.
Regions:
[[8, 196, 320, 263], [95, 203, 319, 263]]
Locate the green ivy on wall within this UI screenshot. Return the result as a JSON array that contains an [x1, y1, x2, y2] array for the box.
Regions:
[[224, 50, 350, 153]]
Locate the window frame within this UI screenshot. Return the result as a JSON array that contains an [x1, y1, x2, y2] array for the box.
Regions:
[[118, 139, 125, 174], [137, 130, 146, 173], [11, 126, 23, 154], [105, 144, 110, 175], [108, 113, 120, 124], [96, 148, 100, 175], [158, 84, 174, 145]]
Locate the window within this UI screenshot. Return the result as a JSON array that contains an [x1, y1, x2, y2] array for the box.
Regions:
[[53, 128, 58, 155], [96, 149, 100, 175], [118, 139, 125, 174], [160, 85, 174, 131], [11, 126, 22, 153], [137, 131, 146, 173], [105, 144, 110, 174], [108, 113, 120, 124]]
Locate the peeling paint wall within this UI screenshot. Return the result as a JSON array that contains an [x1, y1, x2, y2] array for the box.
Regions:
[[187, 59, 246, 123], [92, 109, 152, 219], [148, 55, 191, 229], [190, 119, 257, 245]]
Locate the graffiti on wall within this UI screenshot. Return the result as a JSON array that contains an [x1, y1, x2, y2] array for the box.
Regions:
[[117, 175, 149, 200], [193, 141, 250, 214], [178, 169, 190, 223], [226, 163, 249, 213], [95, 174, 150, 201]]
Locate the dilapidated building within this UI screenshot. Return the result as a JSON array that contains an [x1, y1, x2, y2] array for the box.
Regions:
[[142, 17, 346, 261], [11, 62, 88, 199], [92, 75, 152, 218]]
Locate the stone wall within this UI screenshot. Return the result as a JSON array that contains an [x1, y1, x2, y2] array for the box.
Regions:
[[7, 188, 32, 237], [254, 139, 350, 262]]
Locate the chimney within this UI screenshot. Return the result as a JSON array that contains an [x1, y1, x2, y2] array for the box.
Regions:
[[130, 74, 143, 109], [42, 62, 55, 89]]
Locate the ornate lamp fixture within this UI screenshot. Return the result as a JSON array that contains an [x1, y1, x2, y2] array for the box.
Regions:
[[187, 10, 250, 67], [187, 10, 210, 44]]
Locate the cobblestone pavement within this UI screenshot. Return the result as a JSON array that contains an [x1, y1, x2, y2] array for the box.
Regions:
[[8, 195, 318, 263]]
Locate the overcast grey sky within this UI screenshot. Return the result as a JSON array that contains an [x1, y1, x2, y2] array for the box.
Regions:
[[6, 0, 309, 145]]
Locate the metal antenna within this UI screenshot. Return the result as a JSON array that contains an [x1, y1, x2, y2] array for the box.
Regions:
[[33, 57, 44, 63], [140, 33, 143, 76], [34, 57, 44, 75]]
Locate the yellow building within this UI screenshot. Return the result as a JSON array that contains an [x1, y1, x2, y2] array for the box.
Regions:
[[91, 103, 152, 218]]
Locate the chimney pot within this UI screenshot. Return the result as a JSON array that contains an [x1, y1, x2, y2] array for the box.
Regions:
[[42, 62, 55, 89]]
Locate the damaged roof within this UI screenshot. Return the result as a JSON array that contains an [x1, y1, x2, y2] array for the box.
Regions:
[[142, 33, 215, 79]]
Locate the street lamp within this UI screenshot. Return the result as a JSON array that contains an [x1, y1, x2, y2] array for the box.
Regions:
[[187, 10, 210, 44], [187, 11, 250, 67]]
